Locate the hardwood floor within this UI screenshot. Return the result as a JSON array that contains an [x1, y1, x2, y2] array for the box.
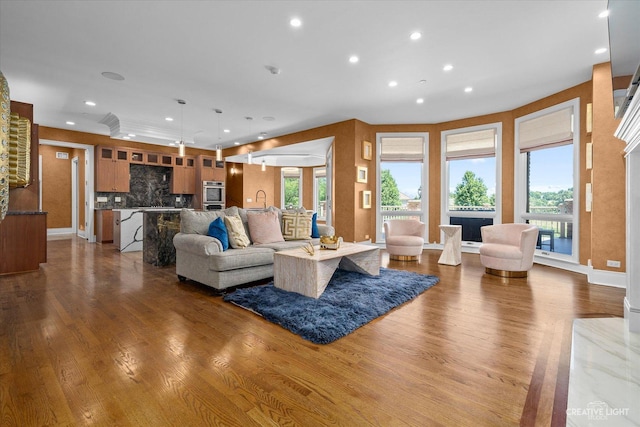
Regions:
[[0, 237, 625, 426]]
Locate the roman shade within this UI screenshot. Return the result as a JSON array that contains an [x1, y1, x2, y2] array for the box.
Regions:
[[518, 107, 573, 152], [445, 128, 496, 160], [380, 137, 424, 161]]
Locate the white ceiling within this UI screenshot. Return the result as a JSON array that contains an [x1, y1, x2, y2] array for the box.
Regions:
[[0, 0, 637, 153]]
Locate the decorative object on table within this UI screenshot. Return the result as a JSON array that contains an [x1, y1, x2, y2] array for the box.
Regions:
[[319, 235, 342, 250], [301, 242, 315, 256], [223, 267, 439, 344], [356, 165, 368, 183], [438, 224, 462, 266], [361, 140, 372, 160], [479, 223, 539, 278], [361, 190, 371, 209], [0, 70, 9, 222], [384, 219, 425, 261]]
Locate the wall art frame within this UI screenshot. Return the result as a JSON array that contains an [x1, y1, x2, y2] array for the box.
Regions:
[[356, 166, 368, 183], [362, 190, 371, 209], [362, 140, 372, 160]]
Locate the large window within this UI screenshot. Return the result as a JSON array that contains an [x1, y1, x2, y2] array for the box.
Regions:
[[515, 99, 579, 259], [442, 124, 501, 242], [281, 167, 302, 209], [313, 167, 327, 220], [376, 133, 429, 242]]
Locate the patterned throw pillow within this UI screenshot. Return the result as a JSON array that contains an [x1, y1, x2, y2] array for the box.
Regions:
[[247, 210, 284, 245], [281, 212, 312, 240], [224, 215, 250, 248]]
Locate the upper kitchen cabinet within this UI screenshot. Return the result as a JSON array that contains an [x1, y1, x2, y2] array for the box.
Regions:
[[171, 155, 196, 194], [96, 146, 130, 192], [198, 155, 225, 182]]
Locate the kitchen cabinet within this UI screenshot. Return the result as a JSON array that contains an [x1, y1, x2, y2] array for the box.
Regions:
[[198, 155, 225, 181], [96, 146, 130, 192], [0, 212, 47, 274], [96, 209, 114, 243], [171, 156, 196, 194], [130, 150, 144, 164]]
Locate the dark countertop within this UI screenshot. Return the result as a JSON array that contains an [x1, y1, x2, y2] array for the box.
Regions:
[[7, 211, 47, 215]]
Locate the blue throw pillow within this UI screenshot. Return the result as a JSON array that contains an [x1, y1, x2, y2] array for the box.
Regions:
[[207, 217, 229, 251], [311, 212, 320, 238]]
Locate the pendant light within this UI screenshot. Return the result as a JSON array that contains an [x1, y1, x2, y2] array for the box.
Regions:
[[261, 160, 266, 171], [178, 99, 186, 157], [215, 109, 222, 161]]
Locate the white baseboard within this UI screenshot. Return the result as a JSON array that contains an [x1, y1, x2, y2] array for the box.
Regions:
[[47, 227, 74, 236], [587, 266, 627, 288]]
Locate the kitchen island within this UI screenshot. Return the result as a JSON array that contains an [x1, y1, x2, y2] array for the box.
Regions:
[[142, 208, 185, 266]]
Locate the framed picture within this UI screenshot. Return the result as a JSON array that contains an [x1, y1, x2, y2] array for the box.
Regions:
[[362, 140, 372, 160], [362, 191, 371, 209], [356, 166, 368, 183]]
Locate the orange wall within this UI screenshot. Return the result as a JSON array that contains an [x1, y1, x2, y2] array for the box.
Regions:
[[590, 62, 627, 271]]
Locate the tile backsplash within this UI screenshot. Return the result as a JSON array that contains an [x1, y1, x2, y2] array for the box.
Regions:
[[95, 164, 193, 209]]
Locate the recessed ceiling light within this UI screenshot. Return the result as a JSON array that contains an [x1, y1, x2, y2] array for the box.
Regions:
[[263, 116, 275, 121], [595, 47, 608, 54], [443, 64, 453, 71], [598, 10, 609, 18], [84, 101, 96, 106], [388, 81, 398, 87], [66, 121, 75, 125], [410, 31, 422, 41], [290, 17, 302, 27], [349, 55, 359, 64], [169, 142, 176, 146], [418, 79, 427, 84], [165, 117, 174, 122], [234, 142, 240, 146], [464, 87, 473, 93], [122, 136, 130, 140], [416, 98, 424, 104], [223, 129, 230, 133], [101, 71, 125, 81], [258, 136, 265, 140]]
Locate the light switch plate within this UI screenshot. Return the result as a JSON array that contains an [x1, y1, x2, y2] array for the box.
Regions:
[[115, 196, 121, 202]]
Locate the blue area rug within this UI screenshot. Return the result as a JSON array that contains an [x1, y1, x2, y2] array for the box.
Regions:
[[223, 268, 439, 344]]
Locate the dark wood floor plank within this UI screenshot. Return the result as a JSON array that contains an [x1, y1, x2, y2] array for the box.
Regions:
[[0, 238, 626, 426]]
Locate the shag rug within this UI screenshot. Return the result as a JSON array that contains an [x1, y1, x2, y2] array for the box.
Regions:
[[223, 267, 439, 344]]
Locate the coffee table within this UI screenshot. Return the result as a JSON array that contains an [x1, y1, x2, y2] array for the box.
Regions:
[[273, 242, 380, 298]]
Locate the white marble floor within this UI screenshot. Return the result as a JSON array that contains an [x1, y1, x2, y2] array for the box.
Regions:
[[567, 318, 640, 426]]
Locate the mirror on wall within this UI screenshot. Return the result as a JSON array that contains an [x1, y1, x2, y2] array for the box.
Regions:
[[8, 112, 31, 188]]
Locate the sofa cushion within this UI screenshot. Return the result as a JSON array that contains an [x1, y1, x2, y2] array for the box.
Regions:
[[281, 212, 312, 240], [247, 210, 284, 245], [208, 247, 275, 271], [207, 217, 229, 251], [224, 215, 250, 248], [180, 207, 238, 235]]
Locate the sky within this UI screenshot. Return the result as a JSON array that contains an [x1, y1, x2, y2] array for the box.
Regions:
[[382, 144, 574, 199]]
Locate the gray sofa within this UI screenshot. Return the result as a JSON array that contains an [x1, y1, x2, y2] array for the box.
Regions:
[[173, 206, 334, 289]]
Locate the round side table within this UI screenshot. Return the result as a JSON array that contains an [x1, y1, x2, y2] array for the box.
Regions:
[[438, 225, 462, 266]]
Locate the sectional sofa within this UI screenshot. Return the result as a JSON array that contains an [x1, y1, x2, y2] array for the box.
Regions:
[[173, 206, 334, 290]]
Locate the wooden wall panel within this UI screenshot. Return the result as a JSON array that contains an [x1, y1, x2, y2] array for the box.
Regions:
[[40, 145, 72, 228]]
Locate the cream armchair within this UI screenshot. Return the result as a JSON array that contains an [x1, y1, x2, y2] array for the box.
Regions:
[[384, 219, 425, 261], [479, 224, 539, 277]]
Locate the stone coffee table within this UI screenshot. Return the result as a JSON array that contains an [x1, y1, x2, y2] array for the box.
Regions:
[[273, 242, 380, 298]]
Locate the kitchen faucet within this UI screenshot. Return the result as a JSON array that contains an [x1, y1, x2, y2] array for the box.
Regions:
[[256, 190, 267, 209]]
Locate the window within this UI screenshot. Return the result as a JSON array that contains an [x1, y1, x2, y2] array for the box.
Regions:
[[515, 99, 579, 259], [376, 133, 429, 242], [313, 167, 327, 220], [281, 167, 302, 209], [441, 124, 501, 242]]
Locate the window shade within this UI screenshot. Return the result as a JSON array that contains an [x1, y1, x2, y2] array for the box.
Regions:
[[380, 137, 424, 161], [519, 107, 573, 152], [445, 128, 496, 160]]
